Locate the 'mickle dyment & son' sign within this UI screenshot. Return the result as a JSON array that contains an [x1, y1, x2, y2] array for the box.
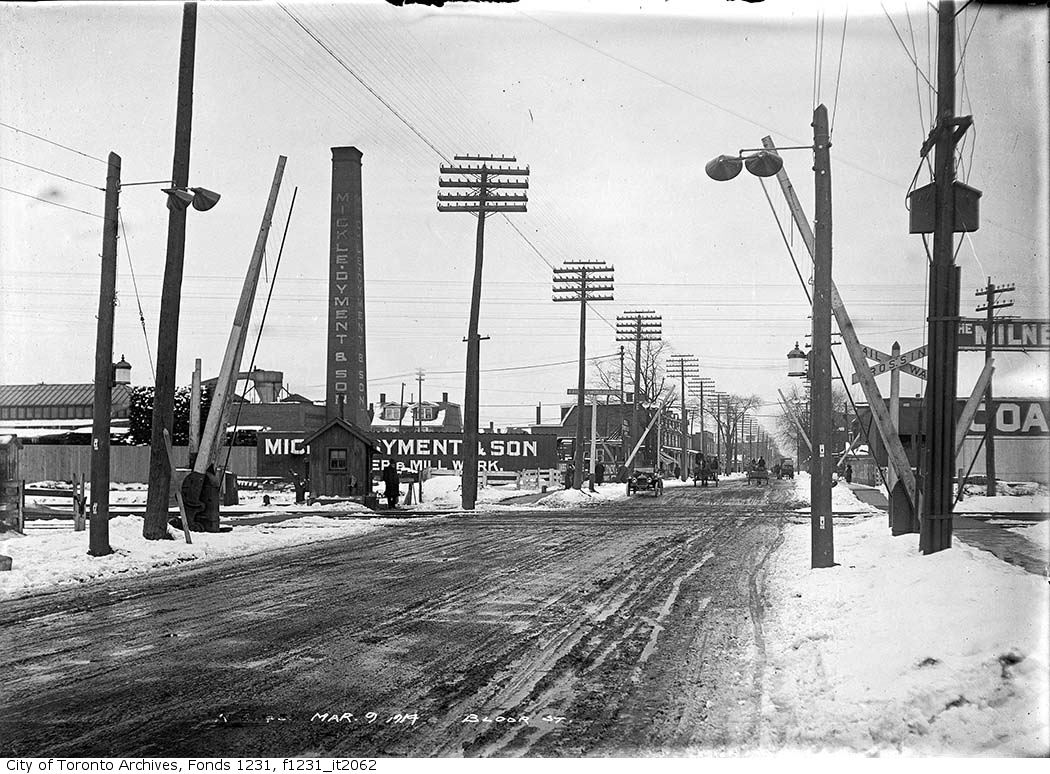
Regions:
[[257, 430, 558, 478]]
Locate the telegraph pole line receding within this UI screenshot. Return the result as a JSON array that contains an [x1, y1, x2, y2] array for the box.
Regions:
[[616, 311, 661, 471], [974, 278, 1014, 497], [554, 261, 614, 489], [438, 155, 529, 510], [690, 377, 716, 459], [667, 355, 699, 481]]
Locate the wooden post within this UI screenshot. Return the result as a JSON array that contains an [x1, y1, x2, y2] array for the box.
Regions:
[[589, 394, 598, 491], [955, 358, 995, 457], [163, 429, 192, 544], [189, 357, 202, 460], [887, 341, 901, 526]]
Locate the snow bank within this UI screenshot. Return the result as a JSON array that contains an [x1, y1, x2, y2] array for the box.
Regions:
[[533, 482, 628, 508], [0, 514, 384, 599], [406, 474, 542, 510], [762, 515, 1049, 755], [1007, 520, 1050, 555], [792, 471, 883, 514]]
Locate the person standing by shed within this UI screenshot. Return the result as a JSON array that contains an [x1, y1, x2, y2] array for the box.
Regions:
[[382, 460, 400, 509]]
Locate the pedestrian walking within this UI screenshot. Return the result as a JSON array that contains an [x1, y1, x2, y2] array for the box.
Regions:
[[564, 462, 574, 489], [382, 460, 400, 509], [595, 460, 606, 486], [845, 463, 853, 484]]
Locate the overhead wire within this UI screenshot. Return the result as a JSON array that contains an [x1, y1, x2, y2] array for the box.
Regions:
[[117, 210, 156, 380], [0, 185, 103, 219], [0, 155, 103, 190], [0, 120, 107, 164], [829, 6, 849, 136]]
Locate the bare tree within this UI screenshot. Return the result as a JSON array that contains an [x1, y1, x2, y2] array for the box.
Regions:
[[593, 339, 672, 405], [702, 392, 763, 471]]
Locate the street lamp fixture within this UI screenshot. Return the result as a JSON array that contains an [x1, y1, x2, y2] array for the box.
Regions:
[[787, 342, 808, 378], [704, 145, 810, 182], [162, 185, 222, 212]]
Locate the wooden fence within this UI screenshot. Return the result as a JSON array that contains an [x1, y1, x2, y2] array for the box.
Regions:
[[18, 445, 257, 483]]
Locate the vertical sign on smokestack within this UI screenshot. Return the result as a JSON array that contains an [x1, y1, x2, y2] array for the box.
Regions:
[[327, 147, 368, 425]]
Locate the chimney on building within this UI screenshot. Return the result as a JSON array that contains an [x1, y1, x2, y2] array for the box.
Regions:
[[536, 403, 541, 425], [379, 393, 386, 404], [442, 391, 448, 403]]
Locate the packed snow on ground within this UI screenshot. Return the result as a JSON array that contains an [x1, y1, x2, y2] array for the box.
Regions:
[[956, 493, 1050, 514], [0, 513, 388, 599], [792, 471, 883, 514], [761, 514, 1049, 755]]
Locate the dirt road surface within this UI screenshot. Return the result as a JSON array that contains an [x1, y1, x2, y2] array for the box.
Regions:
[[0, 479, 800, 757]]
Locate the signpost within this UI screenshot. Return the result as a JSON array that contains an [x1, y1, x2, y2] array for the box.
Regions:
[[853, 345, 928, 384], [854, 340, 927, 534]]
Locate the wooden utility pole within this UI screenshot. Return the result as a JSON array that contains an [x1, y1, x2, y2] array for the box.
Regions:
[[974, 278, 1014, 496], [438, 155, 528, 509], [811, 103, 834, 568], [188, 358, 202, 461], [88, 152, 121, 556], [554, 261, 614, 489], [195, 158, 286, 477], [616, 311, 661, 470], [691, 377, 714, 459], [921, 0, 969, 555], [415, 368, 426, 430], [144, 2, 197, 540], [667, 354, 698, 480]]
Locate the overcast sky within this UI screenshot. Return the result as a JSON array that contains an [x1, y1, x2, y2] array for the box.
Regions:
[[2, 0, 1047, 431]]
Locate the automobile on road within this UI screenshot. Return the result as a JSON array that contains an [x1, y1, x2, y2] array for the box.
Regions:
[[626, 466, 663, 496]]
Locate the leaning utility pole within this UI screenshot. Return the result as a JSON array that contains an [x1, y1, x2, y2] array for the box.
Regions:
[[194, 158, 287, 481], [437, 155, 528, 510], [667, 354, 699, 480], [616, 310, 661, 470], [974, 278, 1014, 497], [920, 0, 970, 555], [554, 261, 614, 489], [144, 1, 197, 540], [88, 152, 121, 557]]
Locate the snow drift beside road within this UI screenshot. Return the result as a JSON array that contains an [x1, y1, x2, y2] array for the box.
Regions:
[[762, 515, 1049, 755], [0, 514, 384, 599], [792, 471, 883, 514]]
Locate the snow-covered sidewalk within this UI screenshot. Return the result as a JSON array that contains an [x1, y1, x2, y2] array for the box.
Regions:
[[0, 510, 406, 600], [761, 514, 1049, 755]]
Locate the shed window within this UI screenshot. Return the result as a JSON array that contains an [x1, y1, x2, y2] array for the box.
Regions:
[[328, 448, 348, 471], [416, 405, 436, 421], [381, 405, 402, 421]]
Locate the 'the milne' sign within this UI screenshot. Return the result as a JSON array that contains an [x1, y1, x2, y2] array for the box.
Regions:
[[327, 147, 369, 425], [956, 318, 1050, 351]]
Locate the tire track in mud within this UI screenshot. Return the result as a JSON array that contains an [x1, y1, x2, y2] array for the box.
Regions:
[[0, 482, 794, 757]]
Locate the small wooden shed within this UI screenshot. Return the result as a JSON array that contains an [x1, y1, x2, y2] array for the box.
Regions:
[[303, 418, 377, 498]]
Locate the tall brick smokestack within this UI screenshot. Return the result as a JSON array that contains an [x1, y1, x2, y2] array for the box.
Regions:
[[326, 147, 368, 425]]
